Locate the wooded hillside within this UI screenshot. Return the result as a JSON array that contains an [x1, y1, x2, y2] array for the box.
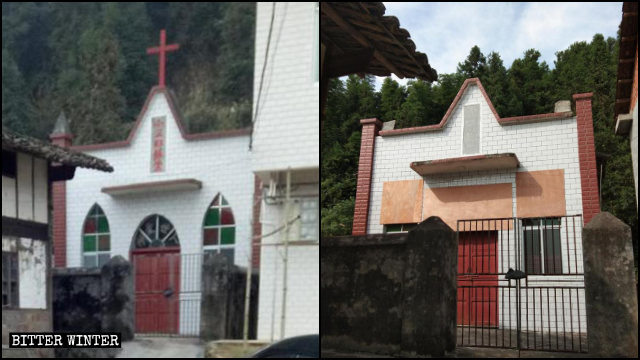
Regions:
[[2, 2, 255, 144]]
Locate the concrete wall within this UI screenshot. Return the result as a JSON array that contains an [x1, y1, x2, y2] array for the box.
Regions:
[[2, 309, 53, 358], [65, 91, 254, 269], [200, 253, 259, 341], [583, 212, 638, 358], [251, 2, 319, 173], [321, 217, 457, 357], [52, 256, 133, 358], [2, 237, 48, 309]]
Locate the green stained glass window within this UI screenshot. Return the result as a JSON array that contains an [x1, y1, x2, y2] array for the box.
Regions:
[[98, 217, 109, 233], [82, 204, 110, 268], [203, 194, 236, 261], [205, 208, 220, 226], [221, 228, 235, 245], [84, 235, 96, 252]]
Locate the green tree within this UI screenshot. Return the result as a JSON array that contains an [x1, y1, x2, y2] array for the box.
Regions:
[[482, 52, 512, 116], [397, 80, 434, 128], [379, 77, 406, 122], [104, 2, 155, 122], [2, 49, 29, 134], [457, 45, 487, 79], [72, 26, 127, 144], [507, 49, 553, 116]]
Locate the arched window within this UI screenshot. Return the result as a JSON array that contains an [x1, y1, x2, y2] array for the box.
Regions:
[[82, 204, 111, 267], [133, 215, 180, 249], [203, 194, 235, 263]]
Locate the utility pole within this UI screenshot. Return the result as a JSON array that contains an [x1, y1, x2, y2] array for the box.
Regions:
[[280, 168, 291, 339]]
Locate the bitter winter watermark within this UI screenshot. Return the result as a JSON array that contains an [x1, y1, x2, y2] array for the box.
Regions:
[[10, 333, 121, 348]]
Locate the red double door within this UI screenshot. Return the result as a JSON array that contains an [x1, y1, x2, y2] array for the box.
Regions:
[[457, 231, 498, 327], [132, 248, 181, 334]]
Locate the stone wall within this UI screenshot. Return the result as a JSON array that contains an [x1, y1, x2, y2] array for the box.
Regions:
[[52, 256, 133, 358], [201, 253, 259, 341], [321, 217, 457, 357]]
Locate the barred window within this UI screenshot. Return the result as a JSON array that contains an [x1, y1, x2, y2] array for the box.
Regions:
[[2, 251, 19, 307], [523, 218, 563, 275], [300, 198, 319, 241]]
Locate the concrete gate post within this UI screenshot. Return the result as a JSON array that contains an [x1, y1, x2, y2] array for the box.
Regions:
[[100, 255, 134, 341], [583, 212, 638, 358], [401, 216, 457, 357], [201, 253, 231, 340]]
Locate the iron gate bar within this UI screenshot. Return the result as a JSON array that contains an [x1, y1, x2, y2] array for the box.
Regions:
[[455, 215, 587, 353]]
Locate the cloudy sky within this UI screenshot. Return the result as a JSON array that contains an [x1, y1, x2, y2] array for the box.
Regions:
[[369, 2, 622, 90]]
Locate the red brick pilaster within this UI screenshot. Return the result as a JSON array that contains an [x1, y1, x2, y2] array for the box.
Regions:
[[50, 133, 73, 268], [252, 175, 262, 270], [573, 93, 600, 224], [352, 118, 382, 235]]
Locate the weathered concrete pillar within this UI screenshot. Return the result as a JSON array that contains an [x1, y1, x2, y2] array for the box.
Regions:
[[583, 212, 638, 358], [101, 255, 134, 341], [401, 216, 457, 357], [201, 253, 231, 340]]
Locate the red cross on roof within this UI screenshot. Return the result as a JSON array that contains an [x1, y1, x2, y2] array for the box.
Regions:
[[147, 29, 180, 87]]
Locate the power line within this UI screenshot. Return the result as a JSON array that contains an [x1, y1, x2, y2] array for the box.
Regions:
[[249, 2, 276, 150]]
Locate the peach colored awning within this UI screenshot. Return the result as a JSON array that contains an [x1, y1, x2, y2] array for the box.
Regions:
[[410, 153, 519, 176], [102, 178, 202, 196]]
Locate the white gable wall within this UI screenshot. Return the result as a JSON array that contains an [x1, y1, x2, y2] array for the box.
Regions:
[[367, 84, 583, 234], [66, 92, 254, 268]]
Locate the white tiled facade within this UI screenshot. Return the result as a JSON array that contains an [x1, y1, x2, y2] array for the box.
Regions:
[[252, 2, 320, 340], [366, 83, 587, 333], [251, 2, 319, 173], [65, 91, 253, 334]]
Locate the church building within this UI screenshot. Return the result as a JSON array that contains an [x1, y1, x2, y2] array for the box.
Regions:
[[352, 78, 599, 349], [51, 30, 256, 336]]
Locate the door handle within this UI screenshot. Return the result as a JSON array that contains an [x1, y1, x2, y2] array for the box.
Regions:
[[163, 287, 174, 298]]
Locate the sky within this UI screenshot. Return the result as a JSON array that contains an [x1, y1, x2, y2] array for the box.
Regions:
[[363, 2, 622, 91]]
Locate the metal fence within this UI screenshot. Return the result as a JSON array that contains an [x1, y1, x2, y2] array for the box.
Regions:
[[456, 215, 587, 353]]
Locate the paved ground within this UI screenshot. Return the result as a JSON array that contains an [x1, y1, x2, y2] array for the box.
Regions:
[[116, 336, 204, 358]]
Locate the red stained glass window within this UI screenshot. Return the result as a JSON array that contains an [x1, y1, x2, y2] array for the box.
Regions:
[[204, 229, 219, 246]]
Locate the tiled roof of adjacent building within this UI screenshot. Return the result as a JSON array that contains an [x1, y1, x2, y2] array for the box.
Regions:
[[614, 2, 638, 117], [2, 127, 113, 172], [321, 2, 437, 82]]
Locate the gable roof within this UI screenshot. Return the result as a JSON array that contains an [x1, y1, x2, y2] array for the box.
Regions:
[[73, 86, 251, 152], [2, 128, 113, 172], [379, 78, 574, 137]]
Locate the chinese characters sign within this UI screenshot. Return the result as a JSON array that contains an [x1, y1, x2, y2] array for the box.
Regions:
[[151, 117, 166, 172]]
